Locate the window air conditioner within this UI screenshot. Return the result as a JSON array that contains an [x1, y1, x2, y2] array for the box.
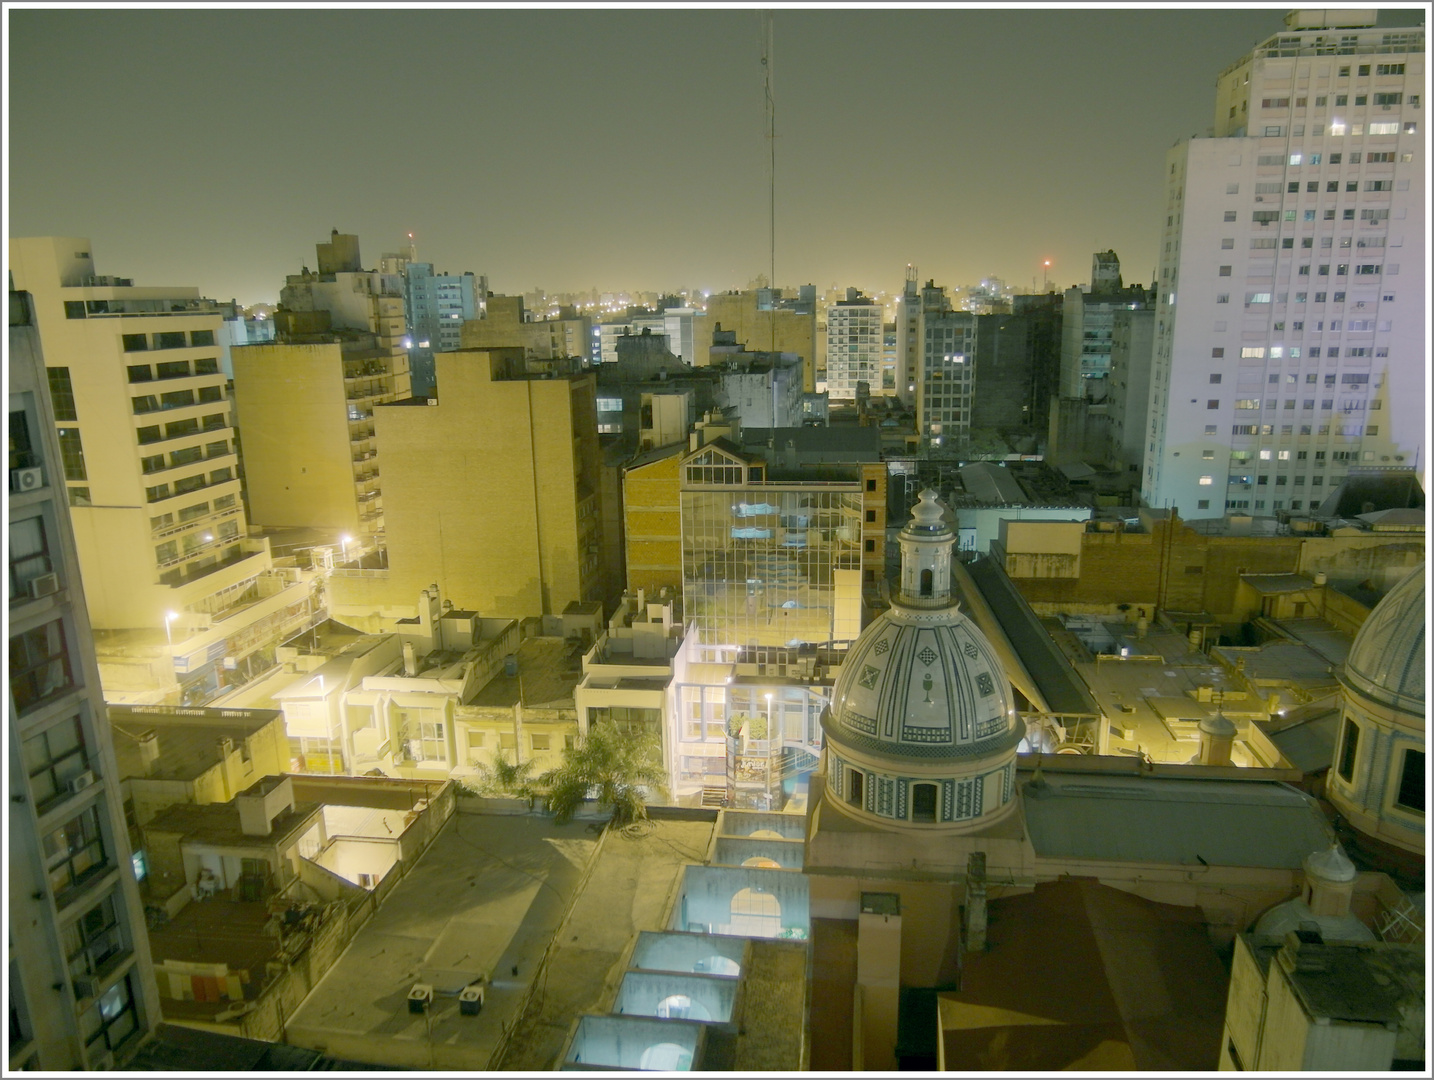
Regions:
[[69, 770, 97, 794], [28, 573, 60, 599], [73, 974, 101, 999], [408, 984, 433, 1013], [10, 467, 43, 492]]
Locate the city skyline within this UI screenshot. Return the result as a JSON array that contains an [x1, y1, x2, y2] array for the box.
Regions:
[[11, 5, 1422, 306]]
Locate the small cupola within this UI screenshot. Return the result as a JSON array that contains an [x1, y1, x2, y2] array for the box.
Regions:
[[897, 489, 956, 607]]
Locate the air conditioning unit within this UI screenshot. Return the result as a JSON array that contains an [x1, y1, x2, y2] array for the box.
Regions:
[[10, 467, 43, 492], [459, 983, 485, 1015], [27, 572, 60, 599], [69, 771, 97, 794], [407, 983, 433, 1014], [73, 974, 101, 999]]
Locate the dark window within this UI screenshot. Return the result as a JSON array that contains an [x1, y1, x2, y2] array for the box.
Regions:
[[865, 539, 875, 553], [165, 418, 199, 439], [208, 467, 232, 484], [145, 483, 170, 503], [136, 426, 162, 445], [9, 408, 39, 471], [1396, 750, 1424, 813], [193, 357, 219, 375], [1336, 717, 1360, 783], [201, 414, 226, 431], [174, 475, 205, 496], [204, 440, 228, 459], [9, 618, 74, 714], [121, 334, 148, 352], [131, 395, 159, 415], [140, 455, 166, 474], [126, 365, 152, 383], [62, 893, 125, 984], [64, 301, 87, 320], [912, 783, 937, 822], [864, 510, 876, 523], [155, 361, 189, 379], [866, 479, 877, 492], [9, 516, 53, 602], [23, 715, 89, 813], [920, 568, 933, 597], [57, 428, 87, 482], [847, 768, 864, 807], [189, 329, 215, 347], [169, 446, 202, 468], [159, 390, 194, 411], [47, 369, 77, 421], [43, 804, 107, 902], [155, 331, 186, 349], [197, 385, 223, 404], [81, 972, 138, 1054]]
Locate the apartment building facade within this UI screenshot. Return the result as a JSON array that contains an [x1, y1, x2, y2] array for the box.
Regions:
[[8, 238, 319, 707], [9, 289, 162, 1070], [825, 289, 884, 401], [1144, 14, 1424, 519]]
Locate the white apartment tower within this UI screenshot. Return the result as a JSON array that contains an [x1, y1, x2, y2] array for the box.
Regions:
[[825, 289, 884, 400], [7, 238, 314, 707], [9, 288, 162, 1069], [1144, 11, 1424, 518]]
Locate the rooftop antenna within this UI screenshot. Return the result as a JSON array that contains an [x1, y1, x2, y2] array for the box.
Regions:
[[761, 10, 776, 352]]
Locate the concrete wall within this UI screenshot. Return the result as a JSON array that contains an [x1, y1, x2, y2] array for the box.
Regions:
[[623, 451, 682, 596]]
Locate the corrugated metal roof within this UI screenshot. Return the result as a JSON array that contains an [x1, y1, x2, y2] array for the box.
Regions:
[[1022, 772, 1332, 868]]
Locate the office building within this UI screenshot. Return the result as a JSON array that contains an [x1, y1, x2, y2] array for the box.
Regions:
[[896, 269, 952, 409], [231, 231, 412, 539], [9, 288, 162, 1070], [824, 289, 884, 401], [915, 290, 977, 448], [327, 348, 604, 625], [1060, 263, 1155, 403], [1144, 12, 1425, 518], [8, 238, 314, 707]]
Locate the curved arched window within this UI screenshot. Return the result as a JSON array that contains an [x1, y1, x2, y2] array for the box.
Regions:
[[920, 568, 934, 597]]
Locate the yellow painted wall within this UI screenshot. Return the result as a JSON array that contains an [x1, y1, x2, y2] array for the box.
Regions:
[[623, 451, 683, 595], [693, 293, 816, 392], [231, 342, 360, 532], [338, 349, 600, 620]]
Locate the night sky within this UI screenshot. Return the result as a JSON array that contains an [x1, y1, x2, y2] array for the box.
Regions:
[[8, 6, 1424, 306]]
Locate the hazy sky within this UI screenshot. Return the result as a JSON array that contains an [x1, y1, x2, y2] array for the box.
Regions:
[[7, 5, 1425, 306]]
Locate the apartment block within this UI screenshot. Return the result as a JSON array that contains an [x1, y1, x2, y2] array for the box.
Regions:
[[916, 295, 977, 448], [692, 288, 818, 393], [8, 238, 314, 707], [460, 293, 591, 365], [1144, 13, 1424, 519], [9, 289, 162, 1069], [328, 349, 603, 625], [403, 262, 484, 398], [825, 289, 884, 401], [232, 231, 412, 540]]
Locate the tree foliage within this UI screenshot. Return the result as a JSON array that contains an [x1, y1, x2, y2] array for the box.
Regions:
[[544, 722, 667, 827], [465, 750, 541, 807]]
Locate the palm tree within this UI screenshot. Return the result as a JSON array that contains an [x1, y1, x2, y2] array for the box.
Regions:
[[465, 750, 541, 808], [544, 722, 667, 827]]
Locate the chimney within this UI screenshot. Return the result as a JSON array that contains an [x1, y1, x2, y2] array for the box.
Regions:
[[137, 729, 160, 776], [1198, 712, 1238, 766], [1301, 845, 1357, 918], [217, 736, 235, 761], [1313, 571, 1328, 586]]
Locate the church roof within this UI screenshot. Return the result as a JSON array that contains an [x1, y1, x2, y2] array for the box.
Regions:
[[1342, 565, 1425, 715]]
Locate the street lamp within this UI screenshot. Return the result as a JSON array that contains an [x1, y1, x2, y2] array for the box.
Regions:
[[164, 610, 179, 649], [339, 533, 352, 565]]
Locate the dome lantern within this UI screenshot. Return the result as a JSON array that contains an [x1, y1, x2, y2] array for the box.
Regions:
[[897, 488, 956, 607]]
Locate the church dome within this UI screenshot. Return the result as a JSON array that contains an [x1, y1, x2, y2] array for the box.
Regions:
[[1342, 565, 1425, 716], [821, 490, 1022, 829]]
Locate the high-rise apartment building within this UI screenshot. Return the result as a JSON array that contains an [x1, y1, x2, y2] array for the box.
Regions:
[[9, 289, 162, 1070], [403, 262, 485, 399], [7, 238, 311, 707], [895, 268, 950, 407], [912, 283, 977, 447], [1144, 12, 1424, 518], [825, 289, 884, 400], [1060, 252, 1156, 403], [231, 232, 412, 539]]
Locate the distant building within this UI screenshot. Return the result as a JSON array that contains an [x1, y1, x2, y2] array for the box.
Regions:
[[1090, 248, 1123, 293], [1144, 14, 1425, 518], [1104, 301, 1158, 473], [9, 288, 162, 1070], [231, 230, 413, 540], [915, 290, 976, 447], [1059, 272, 1155, 403], [694, 287, 818, 393], [403, 262, 484, 398], [461, 293, 590, 367], [824, 289, 884, 401]]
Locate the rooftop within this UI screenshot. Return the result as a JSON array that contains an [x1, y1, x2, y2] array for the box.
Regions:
[[109, 706, 282, 783], [470, 636, 581, 709], [144, 798, 321, 849]]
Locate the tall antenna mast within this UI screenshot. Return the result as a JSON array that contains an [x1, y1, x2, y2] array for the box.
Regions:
[[761, 11, 775, 351]]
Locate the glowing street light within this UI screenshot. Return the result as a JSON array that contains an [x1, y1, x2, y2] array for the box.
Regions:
[[164, 610, 179, 649], [340, 534, 352, 564]]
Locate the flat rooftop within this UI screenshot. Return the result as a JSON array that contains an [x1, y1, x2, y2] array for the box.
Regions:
[[471, 636, 581, 709], [284, 811, 598, 1070], [109, 706, 280, 783], [144, 799, 321, 848]]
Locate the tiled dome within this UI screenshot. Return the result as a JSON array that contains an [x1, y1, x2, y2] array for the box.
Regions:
[[1343, 565, 1425, 716], [822, 490, 1021, 763]]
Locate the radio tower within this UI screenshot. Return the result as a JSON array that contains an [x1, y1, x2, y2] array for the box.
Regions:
[[761, 11, 776, 351]]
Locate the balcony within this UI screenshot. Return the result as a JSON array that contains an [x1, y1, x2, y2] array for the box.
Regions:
[[159, 538, 267, 587]]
